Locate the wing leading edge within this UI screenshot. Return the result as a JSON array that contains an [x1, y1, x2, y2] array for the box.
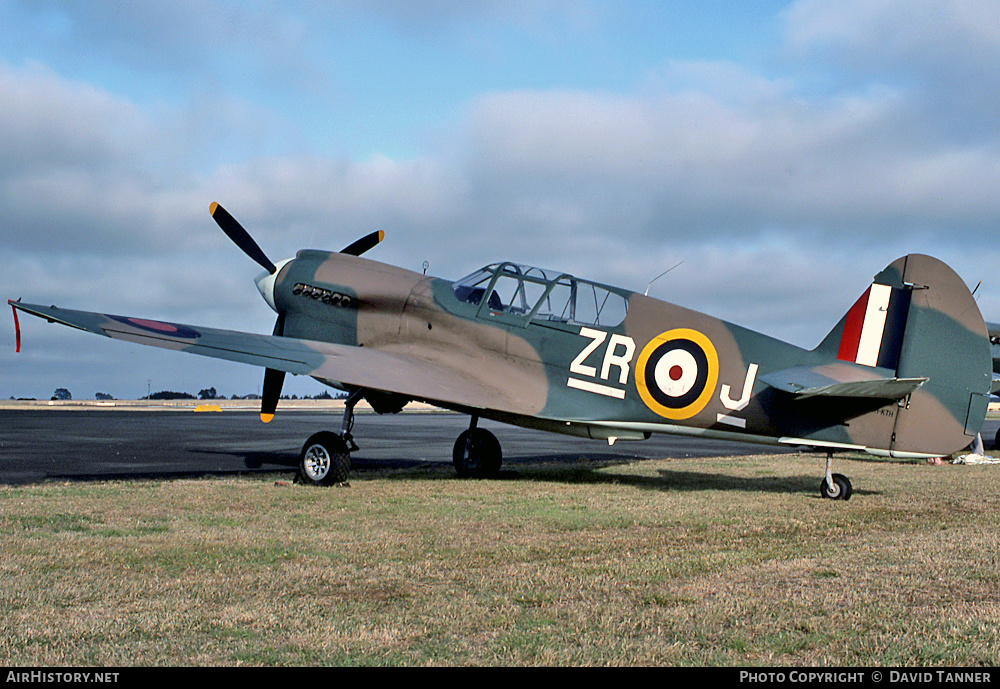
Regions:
[[8, 301, 537, 416]]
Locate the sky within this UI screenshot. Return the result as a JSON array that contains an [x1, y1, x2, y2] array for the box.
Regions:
[[2, 0, 1000, 401]]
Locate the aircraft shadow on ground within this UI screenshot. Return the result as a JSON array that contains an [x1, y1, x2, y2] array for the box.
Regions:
[[506, 464, 841, 497], [12, 448, 872, 498], [352, 451, 861, 498]]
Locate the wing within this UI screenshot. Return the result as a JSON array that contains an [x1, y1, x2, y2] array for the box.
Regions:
[[9, 301, 538, 415]]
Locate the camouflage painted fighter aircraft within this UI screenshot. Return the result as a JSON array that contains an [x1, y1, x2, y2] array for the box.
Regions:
[[9, 203, 993, 499]]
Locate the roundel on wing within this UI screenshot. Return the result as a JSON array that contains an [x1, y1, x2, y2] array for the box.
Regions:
[[636, 328, 718, 420], [108, 315, 201, 340]]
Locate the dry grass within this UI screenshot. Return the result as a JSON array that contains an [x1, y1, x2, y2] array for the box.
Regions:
[[1, 452, 999, 666]]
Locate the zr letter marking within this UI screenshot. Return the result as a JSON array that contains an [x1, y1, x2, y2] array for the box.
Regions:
[[567, 328, 635, 400]]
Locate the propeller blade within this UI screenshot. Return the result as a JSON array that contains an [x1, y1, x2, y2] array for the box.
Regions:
[[210, 202, 277, 275], [260, 313, 286, 423], [260, 368, 285, 424], [340, 230, 385, 257]]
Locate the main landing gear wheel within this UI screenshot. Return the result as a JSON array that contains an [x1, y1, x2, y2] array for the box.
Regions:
[[820, 473, 852, 501], [453, 428, 502, 478], [299, 431, 351, 486]]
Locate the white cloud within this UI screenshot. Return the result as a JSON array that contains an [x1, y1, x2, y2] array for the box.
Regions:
[[784, 0, 1000, 65], [458, 74, 1000, 251], [0, 61, 150, 176], [783, 0, 1000, 132]]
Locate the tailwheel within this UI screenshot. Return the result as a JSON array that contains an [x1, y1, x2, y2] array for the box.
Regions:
[[819, 453, 852, 500], [453, 427, 502, 478], [820, 473, 852, 501], [299, 431, 351, 486]]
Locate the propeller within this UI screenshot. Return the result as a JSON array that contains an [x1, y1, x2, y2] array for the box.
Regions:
[[210, 202, 284, 422], [209, 201, 385, 424]]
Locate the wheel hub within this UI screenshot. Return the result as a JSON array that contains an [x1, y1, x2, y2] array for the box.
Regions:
[[303, 444, 331, 480]]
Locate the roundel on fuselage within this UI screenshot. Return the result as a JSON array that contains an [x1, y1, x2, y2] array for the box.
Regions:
[[636, 328, 718, 420]]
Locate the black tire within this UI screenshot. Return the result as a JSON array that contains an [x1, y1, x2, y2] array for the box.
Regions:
[[299, 432, 351, 486], [453, 428, 502, 478], [820, 473, 852, 501]]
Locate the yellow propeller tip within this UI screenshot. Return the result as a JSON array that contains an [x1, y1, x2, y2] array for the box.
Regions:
[[260, 413, 274, 424]]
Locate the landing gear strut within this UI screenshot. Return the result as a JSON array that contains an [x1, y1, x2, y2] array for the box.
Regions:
[[297, 389, 361, 486], [453, 415, 502, 478], [819, 452, 852, 501], [297, 399, 506, 484]]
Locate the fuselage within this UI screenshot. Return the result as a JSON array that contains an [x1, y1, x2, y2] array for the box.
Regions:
[[262, 249, 920, 453]]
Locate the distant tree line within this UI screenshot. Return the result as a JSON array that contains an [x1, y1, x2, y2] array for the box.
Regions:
[[13, 387, 346, 402], [144, 391, 196, 400], [142, 388, 342, 400]]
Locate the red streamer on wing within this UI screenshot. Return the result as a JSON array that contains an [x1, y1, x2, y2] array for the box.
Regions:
[[11, 304, 20, 353]]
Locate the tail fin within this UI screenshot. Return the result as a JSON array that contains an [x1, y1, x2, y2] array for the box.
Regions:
[[816, 254, 991, 457]]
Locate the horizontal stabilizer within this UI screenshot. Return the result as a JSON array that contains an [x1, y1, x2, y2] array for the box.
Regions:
[[761, 363, 927, 400]]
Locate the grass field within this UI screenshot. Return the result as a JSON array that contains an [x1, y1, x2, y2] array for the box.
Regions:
[[1, 451, 998, 666]]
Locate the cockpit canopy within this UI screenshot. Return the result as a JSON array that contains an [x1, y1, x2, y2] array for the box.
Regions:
[[452, 262, 628, 328]]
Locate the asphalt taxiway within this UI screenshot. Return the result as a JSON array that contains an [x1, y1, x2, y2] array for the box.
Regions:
[[0, 406, 815, 485]]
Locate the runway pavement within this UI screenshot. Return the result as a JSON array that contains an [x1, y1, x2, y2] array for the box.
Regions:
[[0, 406, 811, 485]]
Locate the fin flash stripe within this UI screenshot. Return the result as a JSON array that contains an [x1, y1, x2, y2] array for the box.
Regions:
[[837, 284, 910, 369]]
